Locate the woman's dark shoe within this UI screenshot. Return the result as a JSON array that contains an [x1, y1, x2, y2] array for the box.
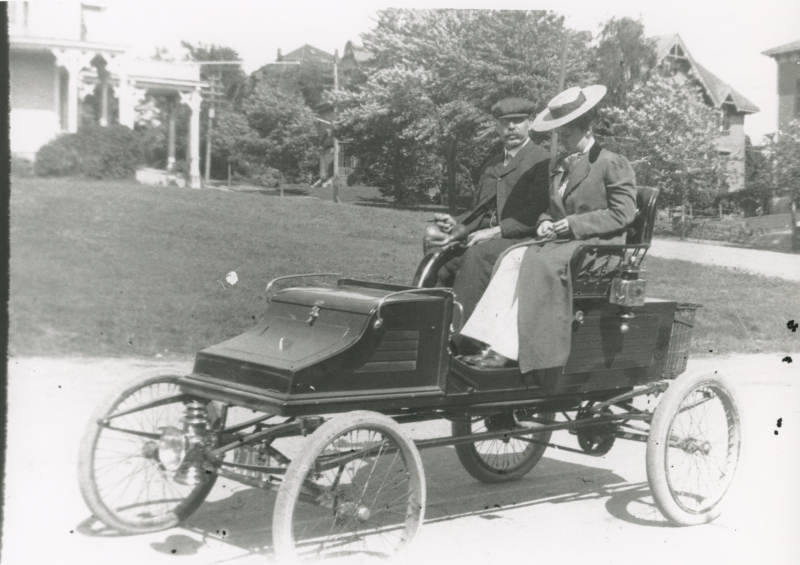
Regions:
[[475, 351, 515, 369], [460, 348, 492, 365]]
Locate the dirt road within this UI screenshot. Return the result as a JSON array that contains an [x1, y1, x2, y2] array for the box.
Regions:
[[649, 238, 800, 282], [3, 354, 799, 565]]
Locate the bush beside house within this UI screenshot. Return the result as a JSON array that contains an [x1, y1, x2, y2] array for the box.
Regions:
[[34, 125, 144, 180]]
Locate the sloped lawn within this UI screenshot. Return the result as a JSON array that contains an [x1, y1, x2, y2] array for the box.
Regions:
[[10, 177, 799, 358]]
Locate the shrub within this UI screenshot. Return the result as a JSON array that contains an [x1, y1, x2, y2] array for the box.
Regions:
[[35, 125, 144, 179], [34, 141, 79, 177], [11, 157, 35, 178]]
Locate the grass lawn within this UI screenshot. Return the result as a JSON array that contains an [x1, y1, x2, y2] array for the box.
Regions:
[[10, 177, 799, 358]]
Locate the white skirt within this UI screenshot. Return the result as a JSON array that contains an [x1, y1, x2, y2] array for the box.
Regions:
[[459, 246, 527, 360]]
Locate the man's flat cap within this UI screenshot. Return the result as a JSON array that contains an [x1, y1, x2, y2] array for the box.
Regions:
[[491, 97, 536, 119]]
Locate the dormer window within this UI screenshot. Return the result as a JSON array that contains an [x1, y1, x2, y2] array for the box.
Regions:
[[663, 43, 691, 75]]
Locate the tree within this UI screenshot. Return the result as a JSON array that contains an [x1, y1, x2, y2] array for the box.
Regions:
[[594, 17, 657, 109], [733, 136, 773, 216], [215, 83, 318, 184], [601, 72, 728, 216], [767, 120, 800, 203], [181, 42, 248, 107], [335, 9, 596, 209]]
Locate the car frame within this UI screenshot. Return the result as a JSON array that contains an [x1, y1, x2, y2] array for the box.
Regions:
[[77, 186, 743, 561]]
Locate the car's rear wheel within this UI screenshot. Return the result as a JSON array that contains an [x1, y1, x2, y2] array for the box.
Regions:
[[452, 410, 555, 483], [646, 371, 742, 526]]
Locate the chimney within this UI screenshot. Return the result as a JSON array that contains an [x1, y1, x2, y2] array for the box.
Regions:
[[277, 48, 282, 62]]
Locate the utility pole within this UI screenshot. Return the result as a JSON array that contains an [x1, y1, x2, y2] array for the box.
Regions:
[[332, 49, 340, 204], [196, 61, 242, 187]]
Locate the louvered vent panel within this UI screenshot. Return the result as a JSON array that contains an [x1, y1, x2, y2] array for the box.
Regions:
[[356, 330, 419, 373]]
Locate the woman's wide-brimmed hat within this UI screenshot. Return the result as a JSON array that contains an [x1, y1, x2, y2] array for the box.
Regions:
[[531, 85, 607, 132]]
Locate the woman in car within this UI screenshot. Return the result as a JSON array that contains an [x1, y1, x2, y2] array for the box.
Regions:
[[459, 85, 637, 371]]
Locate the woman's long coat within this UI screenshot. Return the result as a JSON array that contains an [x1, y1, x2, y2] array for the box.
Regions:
[[500, 142, 637, 373]]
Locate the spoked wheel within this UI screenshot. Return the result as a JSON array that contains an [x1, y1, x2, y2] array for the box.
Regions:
[[78, 373, 223, 534], [452, 410, 555, 483], [273, 411, 425, 562], [646, 371, 742, 526]]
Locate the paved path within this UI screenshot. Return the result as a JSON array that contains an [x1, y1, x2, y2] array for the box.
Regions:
[[649, 238, 800, 282], [4, 354, 799, 565]]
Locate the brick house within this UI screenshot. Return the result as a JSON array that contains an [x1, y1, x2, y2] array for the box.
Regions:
[[762, 40, 800, 131], [653, 34, 759, 192]]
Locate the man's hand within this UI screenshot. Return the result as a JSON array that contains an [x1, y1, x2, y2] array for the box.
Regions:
[[466, 226, 501, 247], [424, 225, 450, 247], [433, 213, 456, 234]]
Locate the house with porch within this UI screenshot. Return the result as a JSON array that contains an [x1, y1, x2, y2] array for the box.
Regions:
[[652, 34, 759, 192], [9, 1, 207, 187]]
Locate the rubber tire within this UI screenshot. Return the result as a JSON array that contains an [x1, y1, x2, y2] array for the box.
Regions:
[[78, 373, 219, 534], [453, 412, 554, 483], [272, 410, 426, 562], [646, 371, 743, 526]]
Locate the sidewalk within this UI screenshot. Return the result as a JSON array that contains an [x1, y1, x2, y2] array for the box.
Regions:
[[649, 238, 800, 282]]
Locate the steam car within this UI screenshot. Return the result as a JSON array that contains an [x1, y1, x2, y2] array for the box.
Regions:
[[78, 186, 742, 561]]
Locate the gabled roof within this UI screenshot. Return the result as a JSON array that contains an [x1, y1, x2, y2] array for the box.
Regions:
[[344, 40, 372, 64], [281, 44, 334, 64], [762, 39, 800, 57], [651, 33, 759, 114]]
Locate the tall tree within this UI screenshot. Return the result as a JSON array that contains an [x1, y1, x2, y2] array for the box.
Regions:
[[215, 82, 318, 184], [601, 72, 728, 211], [181, 42, 248, 107], [594, 17, 657, 109], [335, 9, 596, 209], [766, 120, 800, 203], [734, 136, 774, 216]]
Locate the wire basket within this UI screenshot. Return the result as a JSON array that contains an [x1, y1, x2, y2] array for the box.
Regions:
[[663, 303, 701, 379]]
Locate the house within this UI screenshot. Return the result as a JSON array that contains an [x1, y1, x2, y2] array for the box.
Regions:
[[9, 1, 207, 187], [653, 34, 759, 192], [762, 39, 800, 131]]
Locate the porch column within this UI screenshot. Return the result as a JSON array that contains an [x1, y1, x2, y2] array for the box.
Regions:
[[181, 89, 202, 189], [167, 96, 177, 171], [99, 72, 109, 126], [52, 49, 92, 133], [117, 70, 134, 128], [106, 55, 134, 128]]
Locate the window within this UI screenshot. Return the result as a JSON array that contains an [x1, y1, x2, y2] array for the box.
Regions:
[[795, 78, 800, 119], [718, 110, 731, 134]]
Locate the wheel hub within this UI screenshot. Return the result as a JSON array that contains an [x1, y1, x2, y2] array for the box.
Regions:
[[676, 437, 712, 456], [337, 501, 371, 523]]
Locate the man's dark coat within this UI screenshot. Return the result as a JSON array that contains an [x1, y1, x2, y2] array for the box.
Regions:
[[497, 142, 637, 373], [441, 140, 550, 320], [457, 140, 551, 239]]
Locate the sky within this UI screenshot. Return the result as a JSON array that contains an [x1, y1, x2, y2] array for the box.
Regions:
[[111, 0, 800, 144]]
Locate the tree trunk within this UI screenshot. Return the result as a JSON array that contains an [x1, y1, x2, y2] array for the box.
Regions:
[[680, 187, 686, 241], [446, 147, 457, 215]]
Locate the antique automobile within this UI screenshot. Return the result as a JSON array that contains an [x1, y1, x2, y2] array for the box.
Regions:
[[78, 186, 742, 561]]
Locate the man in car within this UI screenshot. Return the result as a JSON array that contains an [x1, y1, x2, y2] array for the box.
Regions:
[[426, 97, 550, 320]]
